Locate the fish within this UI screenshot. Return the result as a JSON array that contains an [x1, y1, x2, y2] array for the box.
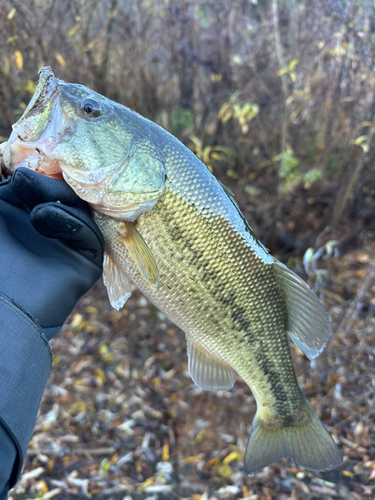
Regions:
[[2, 67, 342, 474]]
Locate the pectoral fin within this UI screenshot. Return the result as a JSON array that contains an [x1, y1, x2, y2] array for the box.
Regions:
[[120, 222, 159, 291], [187, 336, 236, 391], [103, 251, 132, 310], [273, 258, 332, 359]]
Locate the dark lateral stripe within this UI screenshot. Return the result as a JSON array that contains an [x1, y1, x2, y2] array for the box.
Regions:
[[144, 189, 304, 422]]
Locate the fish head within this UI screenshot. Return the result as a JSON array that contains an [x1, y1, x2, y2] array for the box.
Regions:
[[2, 67, 166, 221]]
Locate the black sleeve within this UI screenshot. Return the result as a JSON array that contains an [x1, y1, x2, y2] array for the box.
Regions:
[[0, 292, 52, 492]]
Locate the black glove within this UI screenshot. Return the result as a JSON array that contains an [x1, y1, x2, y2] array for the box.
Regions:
[[0, 167, 104, 340]]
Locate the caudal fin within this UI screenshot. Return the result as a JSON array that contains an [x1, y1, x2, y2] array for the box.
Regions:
[[243, 402, 342, 475]]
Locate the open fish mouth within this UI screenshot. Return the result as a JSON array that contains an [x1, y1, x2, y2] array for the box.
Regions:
[[1, 67, 65, 180], [2, 66, 166, 221], [18, 66, 59, 131]]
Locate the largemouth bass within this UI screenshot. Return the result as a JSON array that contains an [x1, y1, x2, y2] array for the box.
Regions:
[[2, 67, 342, 474]]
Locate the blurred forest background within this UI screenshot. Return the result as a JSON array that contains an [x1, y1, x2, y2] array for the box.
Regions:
[[1, 1, 375, 500]]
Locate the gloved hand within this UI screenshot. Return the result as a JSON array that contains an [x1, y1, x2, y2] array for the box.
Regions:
[[0, 167, 104, 340]]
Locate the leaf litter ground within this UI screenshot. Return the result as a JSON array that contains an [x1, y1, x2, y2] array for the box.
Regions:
[[9, 243, 375, 500]]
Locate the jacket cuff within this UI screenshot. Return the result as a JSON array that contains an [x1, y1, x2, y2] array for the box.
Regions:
[[0, 292, 52, 486]]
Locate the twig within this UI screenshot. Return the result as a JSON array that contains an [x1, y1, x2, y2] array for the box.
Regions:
[[334, 262, 375, 339], [331, 116, 375, 229], [27, 446, 117, 457]]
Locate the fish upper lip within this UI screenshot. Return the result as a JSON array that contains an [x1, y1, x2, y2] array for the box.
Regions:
[[19, 66, 59, 127]]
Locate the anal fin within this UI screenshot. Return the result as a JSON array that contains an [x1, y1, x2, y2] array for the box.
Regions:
[[120, 222, 159, 291], [103, 251, 132, 310], [187, 336, 236, 391], [273, 258, 332, 359]]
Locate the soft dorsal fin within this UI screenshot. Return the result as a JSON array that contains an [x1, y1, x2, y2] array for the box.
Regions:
[[273, 258, 332, 359], [120, 222, 159, 291], [187, 336, 236, 391], [103, 251, 132, 310]]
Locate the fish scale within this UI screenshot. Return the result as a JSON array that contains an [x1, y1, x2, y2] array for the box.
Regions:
[[96, 185, 304, 419], [3, 66, 342, 474]]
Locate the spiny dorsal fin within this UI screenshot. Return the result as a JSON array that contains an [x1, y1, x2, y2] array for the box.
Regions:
[[273, 258, 332, 359], [103, 251, 132, 310], [219, 180, 269, 254], [120, 222, 159, 291], [219, 180, 235, 199], [187, 336, 236, 391]]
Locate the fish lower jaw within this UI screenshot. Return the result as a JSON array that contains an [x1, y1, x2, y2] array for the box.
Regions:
[[3, 137, 62, 177]]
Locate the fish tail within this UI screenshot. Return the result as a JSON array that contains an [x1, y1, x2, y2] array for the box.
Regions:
[[243, 401, 342, 474]]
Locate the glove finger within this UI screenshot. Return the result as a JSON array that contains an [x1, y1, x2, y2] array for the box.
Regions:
[[11, 167, 92, 215], [30, 202, 104, 268], [0, 176, 24, 206]]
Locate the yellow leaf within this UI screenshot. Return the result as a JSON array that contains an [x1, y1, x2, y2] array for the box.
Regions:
[[69, 398, 86, 415], [210, 152, 225, 161], [140, 476, 155, 489], [95, 368, 106, 383], [183, 454, 204, 463], [354, 135, 367, 146], [67, 22, 80, 37], [223, 451, 239, 464], [52, 354, 61, 367], [289, 105, 303, 122], [189, 135, 202, 150], [278, 66, 289, 76], [135, 457, 143, 473], [84, 39, 96, 52], [4, 56, 10, 76], [205, 456, 220, 467], [203, 145, 213, 164], [70, 313, 83, 328], [7, 8, 16, 20], [162, 441, 169, 461], [38, 479, 49, 494], [353, 135, 369, 153], [14, 50, 23, 71], [233, 103, 241, 118], [195, 429, 206, 442], [361, 121, 372, 127], [342, 470, 354, 477], [55, 53, 66, 67], [217, 463, 232, 478], [209, 73, 222, 82], [26, 80, 37, 95], [288, 59, 299, 70], [99, 343, 113, 362], [219, 108, 233, 124], [48, 457, 55, 472]]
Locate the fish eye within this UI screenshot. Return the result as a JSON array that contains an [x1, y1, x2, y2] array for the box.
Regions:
[[80, 98, 102, 118]]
